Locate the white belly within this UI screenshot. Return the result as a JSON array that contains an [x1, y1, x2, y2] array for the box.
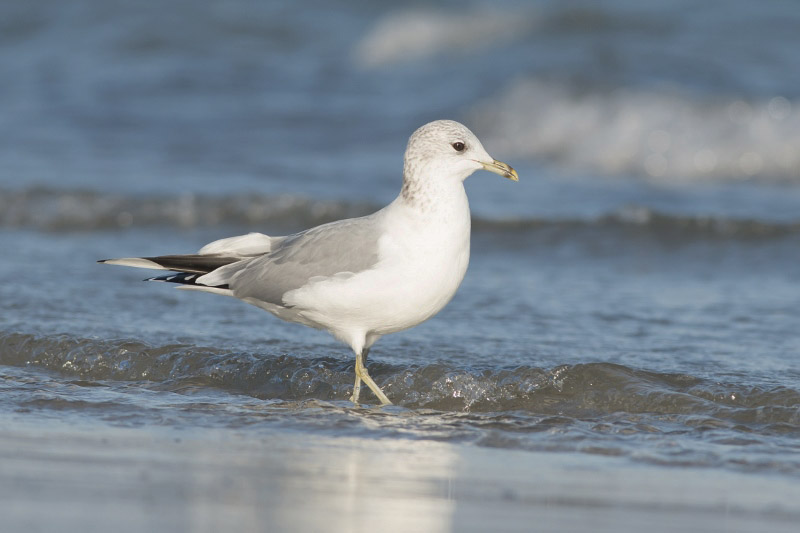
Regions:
[[282, 197, 472, 340]]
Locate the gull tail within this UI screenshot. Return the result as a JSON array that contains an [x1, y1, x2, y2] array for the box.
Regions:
[[98, 254, 241, 292], [99, 233, 274, 296], [98, 255, 240, 274]]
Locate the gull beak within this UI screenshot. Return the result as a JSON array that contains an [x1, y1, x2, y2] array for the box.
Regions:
[[479, 159, 519, 181]]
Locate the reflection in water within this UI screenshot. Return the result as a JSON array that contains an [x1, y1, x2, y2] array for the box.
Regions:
[[271, 438, 458, 532], [3, 417, 800, 533]]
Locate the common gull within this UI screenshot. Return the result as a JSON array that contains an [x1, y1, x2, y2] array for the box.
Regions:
[[100, 120, 518, 405]]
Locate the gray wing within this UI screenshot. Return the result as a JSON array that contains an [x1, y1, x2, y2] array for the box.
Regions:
[[201, 215, 383, 306]]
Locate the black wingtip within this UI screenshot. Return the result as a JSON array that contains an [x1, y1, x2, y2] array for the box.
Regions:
[[97, 259, 108, 264], [146, 272, 201, 285], [144, 272, 228, 289]]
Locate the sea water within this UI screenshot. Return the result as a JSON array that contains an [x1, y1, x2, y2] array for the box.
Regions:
[[1, 1, 799, 531]]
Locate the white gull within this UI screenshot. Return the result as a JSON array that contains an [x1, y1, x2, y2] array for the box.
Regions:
[[100, 120, 518, 405]]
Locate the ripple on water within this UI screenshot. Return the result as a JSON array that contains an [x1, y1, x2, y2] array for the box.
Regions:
[[1, 331, 799, 475]]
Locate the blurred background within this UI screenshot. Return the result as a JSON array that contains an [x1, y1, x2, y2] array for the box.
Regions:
[[1, 0, 799, 220], [2, 2, 800, 531]]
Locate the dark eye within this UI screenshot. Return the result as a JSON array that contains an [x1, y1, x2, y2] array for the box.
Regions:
[[451, 141, 466, 152]]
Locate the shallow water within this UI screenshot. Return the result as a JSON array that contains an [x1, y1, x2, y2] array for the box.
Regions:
[[1, 0, 799, 531]]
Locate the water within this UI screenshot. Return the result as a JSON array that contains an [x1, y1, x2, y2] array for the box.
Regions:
[[1, 1, 799, 531]]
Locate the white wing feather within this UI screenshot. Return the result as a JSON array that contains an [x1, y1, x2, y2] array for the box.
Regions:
[[198, 232, 276, 257]]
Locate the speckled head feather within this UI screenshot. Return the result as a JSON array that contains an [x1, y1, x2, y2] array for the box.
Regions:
[[401, 120, 495, 203]]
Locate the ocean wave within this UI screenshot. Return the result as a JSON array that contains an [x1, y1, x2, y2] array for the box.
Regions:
[[353, 8, 537, 68], [2, 332, 799, 427], [1, 187, 797, 239], [471, 79, 800, 182], [0, 187, 372, 232], [474, 206, 800, 239]]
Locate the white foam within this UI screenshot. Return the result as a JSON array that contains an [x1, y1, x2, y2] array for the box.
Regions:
[[354, 8, 536, 68], [470, 79, 800, 181]]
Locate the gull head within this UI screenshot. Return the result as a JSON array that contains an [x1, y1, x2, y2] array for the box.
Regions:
[[403, 120, 518, 185]]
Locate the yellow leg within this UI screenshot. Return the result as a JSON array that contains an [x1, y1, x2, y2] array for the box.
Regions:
[[350, 349, 391, 406], [350, 358, 363, 404]]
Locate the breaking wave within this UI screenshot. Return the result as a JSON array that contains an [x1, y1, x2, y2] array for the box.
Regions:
[[1, 187, 797, 240], [471, 79, 800, 182], [0, 187, 372, 232], [2, 332, 799, 424], [353, 8, 537, 67]]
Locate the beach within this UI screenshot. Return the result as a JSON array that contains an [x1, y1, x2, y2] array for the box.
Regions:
[[4, 413, 799, 533], [1, 1, 799, 531]]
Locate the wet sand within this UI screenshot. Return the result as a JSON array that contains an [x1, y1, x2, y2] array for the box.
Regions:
[[3, 415, 798, 533]]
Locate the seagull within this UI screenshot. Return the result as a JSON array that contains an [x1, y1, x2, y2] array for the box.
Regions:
[[99, 120, 518, 405]]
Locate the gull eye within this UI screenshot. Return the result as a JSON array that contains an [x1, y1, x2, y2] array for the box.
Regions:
[[451, 141, 466, 152]]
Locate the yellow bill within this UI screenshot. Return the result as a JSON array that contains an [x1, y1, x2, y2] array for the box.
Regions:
[[480, 159, 519, 181]]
